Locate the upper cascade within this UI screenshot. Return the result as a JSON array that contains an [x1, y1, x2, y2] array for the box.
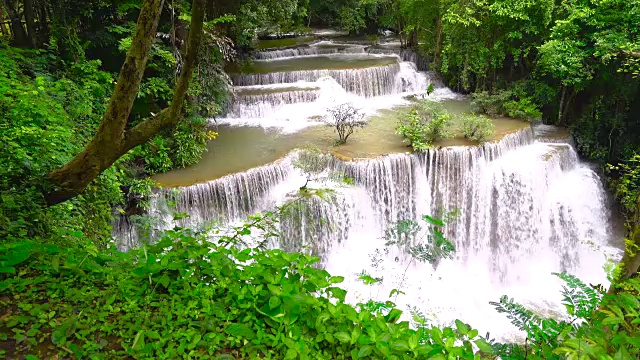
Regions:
[[255, 42, 367, 60], [226, 90, 320, 118], [230, 63, 413, 97]]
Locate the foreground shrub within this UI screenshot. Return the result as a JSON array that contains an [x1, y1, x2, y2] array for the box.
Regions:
[[462, 115, 494, 142], [397, 101, 452, 151], [0, 223, 490, 359]]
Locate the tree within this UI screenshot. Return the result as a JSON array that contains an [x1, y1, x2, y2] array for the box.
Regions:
[[43, 0, 206, 206], [324, 103, 367, 145]]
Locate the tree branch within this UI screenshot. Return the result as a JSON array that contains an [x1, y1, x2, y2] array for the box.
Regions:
[[45, 0, 206, 207], [123, 0, 206, 151]]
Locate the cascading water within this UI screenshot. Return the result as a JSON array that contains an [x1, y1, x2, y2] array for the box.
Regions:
[[230, 63, 407, 96], [255, 42, 367, 60], [114, 127, 619, 340], [113, 35, 621, 340], [226, 89, 320, 118], [219, 57, 447, 131]]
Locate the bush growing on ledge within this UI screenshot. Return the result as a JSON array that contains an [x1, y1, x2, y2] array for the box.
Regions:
[[472, 90, 542, 121], [462, 115, 495, 142], [324, 103, 367, 145], [396, 101, 452, 151]]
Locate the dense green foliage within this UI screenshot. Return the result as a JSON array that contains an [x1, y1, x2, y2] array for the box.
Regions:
[[471, 89, 542, 121], [397, 101, 498, 149], [1, 219, 495, 359], [396, 101, 452, 151], [491, 274, 640, 359], [461, 115, 494, 142]]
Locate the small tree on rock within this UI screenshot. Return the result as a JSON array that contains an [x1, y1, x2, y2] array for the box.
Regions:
[[325, 103, 367, 145]]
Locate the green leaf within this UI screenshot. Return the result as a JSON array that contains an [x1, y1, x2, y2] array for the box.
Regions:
[[132, 330, 145, 351], [225, 323, 256, 339], [0, 267, 15, 274], [269, 296, 281, 309], [385, 309, 402, 323], [455, 319, 470, 335], [474, 338, 493, 354], [423, 215, 444, 227], [328, 287, 347, 302], [3, 250, 29, 266], [358, 345, 373, 358], [190, 333, 201, 349], [390, 340, 410, 352], [285, 348, 297, 359], [335, 332, 351, 343]]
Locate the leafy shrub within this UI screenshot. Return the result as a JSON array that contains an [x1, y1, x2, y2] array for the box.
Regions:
[[0, 47, 122, 244], [609, 154, 640, 214], [0, 220, 491, 359], [472, 90, 542, 121], [461, 115, 494, 142], [396, 101, 453, 151], [384, 215, 456, 268], [491, 272, 640, 359]]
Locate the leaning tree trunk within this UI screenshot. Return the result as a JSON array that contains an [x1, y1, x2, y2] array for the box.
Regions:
[[45, 0, 206, 206]]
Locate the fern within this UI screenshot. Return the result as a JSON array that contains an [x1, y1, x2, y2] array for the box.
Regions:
[[553, 272, 603, 320], [489, 295, 568, 345]]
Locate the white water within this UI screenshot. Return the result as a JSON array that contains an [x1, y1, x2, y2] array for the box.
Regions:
[[221, 66, 457, 132], [114, 128, 620, 340], [113, 39, 621, 341]]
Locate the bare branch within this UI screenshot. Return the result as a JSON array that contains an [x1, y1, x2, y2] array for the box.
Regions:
[[324, 103, 367, 144]]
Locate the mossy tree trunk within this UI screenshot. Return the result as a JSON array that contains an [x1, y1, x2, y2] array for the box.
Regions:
[[44, 0, 207, 206]]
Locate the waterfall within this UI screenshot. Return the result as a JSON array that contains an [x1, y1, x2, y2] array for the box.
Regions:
[[113, 125, 618, 340], [226, 90, 320, 118], [230, 63, 421, 97], [279, 188, 362, 264], [255, 43, 366, 60], [113, 157, 296, 249], [368, 48, 428, 71]]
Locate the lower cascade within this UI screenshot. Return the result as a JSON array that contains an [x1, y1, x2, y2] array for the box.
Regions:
[[114, 126, 619, 340]]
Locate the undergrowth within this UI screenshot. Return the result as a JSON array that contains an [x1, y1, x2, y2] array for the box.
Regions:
[[0, 217, 492, 359], [1, 212, 639, 359]]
